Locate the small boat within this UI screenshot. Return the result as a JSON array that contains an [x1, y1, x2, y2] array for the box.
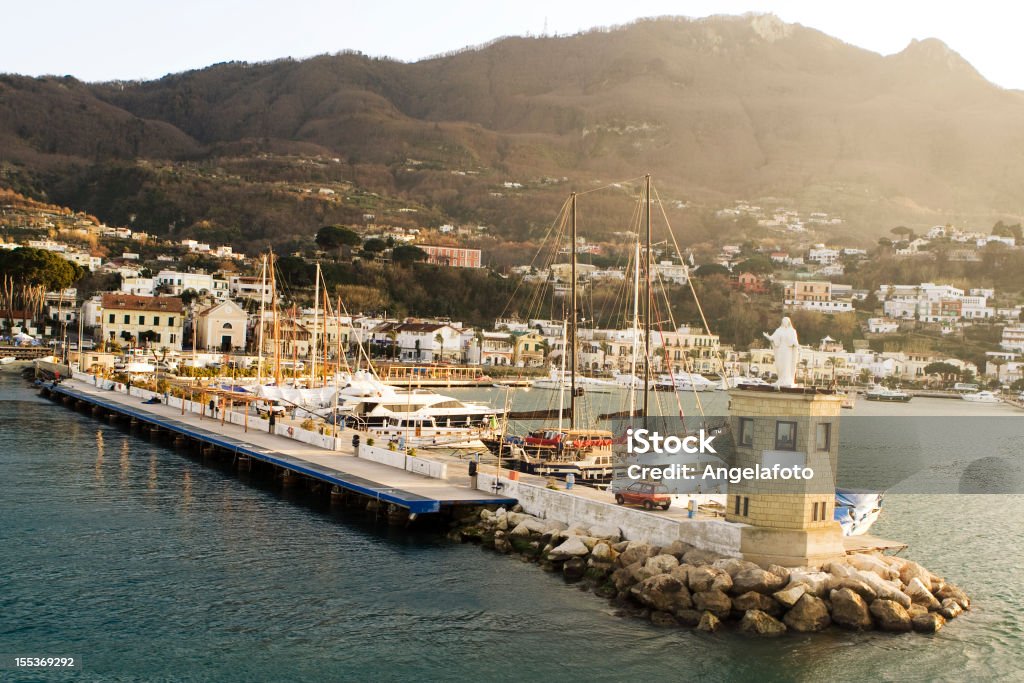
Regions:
[[532, 367, 617, 393], [839, 391, 856, 409], [653, 373, 718, 392], [726, 376, 771, 389], [0, 356, 16, 365], [864, 385, 912, 402], [961, 390, 1002, 404]]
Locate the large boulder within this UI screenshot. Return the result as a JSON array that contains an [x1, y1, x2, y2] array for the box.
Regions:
[[619, 542, 657, 567], [697, 611, 721, 632], [510, 517, 548, 536], [563, 557, 586, 581], [683, 548, 724, 566], [674, 609, 701, 627], [588, 524, 622, 542], [904, 577, 942, 611], [687, 565, 733, 593], [650, 611, 678, 627], [733, 567, 787, 595], [911, 612, 946, 634], [784, 594, 831, 632], [547, 536, 590, 560], [939, 598, 963, 620], [854, 570, 912, 609], [898, 560, 935, 588], [611, 563, 641, 592], [739, 609, 787, 636], [787, 570, 831, 597], [848, 553, 898, 580], [828, 577, 877, 602], [732, 591, 782, 617], [870, 599, 912, 632], [772, 583, 808, 609], [631, 574, 693, 612], [766, 564, 791, 582], [712, 558, 760, 578], [506, 511, 530, 527], [644, 554, 680, 575], [663, 540, 695, 559], [692, 589, 732, 619], [480, 508, 495, 521], [936, 583, 971, 611], [830, 588, 872, 631], [590, 542, 619, 564]]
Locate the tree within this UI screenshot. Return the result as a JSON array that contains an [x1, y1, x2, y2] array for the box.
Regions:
[[923, 361, 960, 386], [434, 332, 445, 362], [734, 256, 774, 274], [392, 245, 428, 264], [992, 220, 1023, 242], [362, 238, 387, 253], [316, 225, 361, 254], [386, 329, 399, 361], [891, 226, 914, 241]]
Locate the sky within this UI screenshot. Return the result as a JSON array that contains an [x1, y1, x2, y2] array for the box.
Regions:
[[2, 1, 1022, 89]]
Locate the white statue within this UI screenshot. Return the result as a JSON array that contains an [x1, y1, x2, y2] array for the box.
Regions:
[[763, 317, 800, 387]]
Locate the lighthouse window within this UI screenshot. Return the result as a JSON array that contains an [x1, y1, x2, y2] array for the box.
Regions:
[[816, 423, 831, 451], [775, 421, 797, 451], [738, 418, 754, 447]]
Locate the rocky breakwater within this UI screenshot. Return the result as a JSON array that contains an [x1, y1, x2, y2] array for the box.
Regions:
[[451, 507, 971, 636]]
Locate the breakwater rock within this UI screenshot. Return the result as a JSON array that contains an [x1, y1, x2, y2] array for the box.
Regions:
[[451, 507, 970, 636]]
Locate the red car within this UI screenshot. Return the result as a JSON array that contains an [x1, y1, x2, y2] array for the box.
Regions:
[[615, 482, 671, 510]]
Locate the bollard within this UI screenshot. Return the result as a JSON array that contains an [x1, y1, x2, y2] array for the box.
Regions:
[[565, 473, 575, 490], [688, 498, 697, 519]]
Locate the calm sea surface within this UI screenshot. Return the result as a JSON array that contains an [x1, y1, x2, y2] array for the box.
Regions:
[[1, 373, 1023, 681]]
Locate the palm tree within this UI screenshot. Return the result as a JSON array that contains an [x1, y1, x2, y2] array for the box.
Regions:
[[474, 329, 485, 364], [386, 330, 398, 361], [434, 332, 444, 363], [600, 341, 612, 370]]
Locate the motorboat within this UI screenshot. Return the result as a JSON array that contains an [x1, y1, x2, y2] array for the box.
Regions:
[[485, 428, 617, 481], [532, 367, 617, 393], [725, 376, 771, 389], [653, 373, 718, 392], [864, 385, 912, 402], [961, 390, 1002, 404], [834, 489, 883, 536]]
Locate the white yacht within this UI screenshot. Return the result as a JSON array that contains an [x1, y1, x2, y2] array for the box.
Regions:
[[653, 373, 718, 392], [961, 390, 1002, 404], [532, 367, 617, 393]]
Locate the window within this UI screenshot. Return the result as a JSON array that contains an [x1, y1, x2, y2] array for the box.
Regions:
[[108, 313, 115, 324], [222, 322, 233, 330], [138, 315, 145, 325], [168, 317, 175, 326], [153, 316, 160, 326], [170, 334, 176, 343], [775, 421, 797, 451], [816, 423, 831, 451], [123, 315, 130, 324], [738, 418, 754, 447], [742, 497, 749, 516], [734, 495, 741, 515]]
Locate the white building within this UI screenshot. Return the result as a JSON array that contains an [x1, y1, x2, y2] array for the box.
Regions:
[[195, 300, 248, 352], [807, 245, 840, 265], [867, 318, 900, 334], [1001, 325, 1024, 352], [156, 270, 229, 300], [120, 277, 156, 297]]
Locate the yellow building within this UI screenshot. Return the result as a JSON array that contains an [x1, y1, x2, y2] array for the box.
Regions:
[[99, 294, 184, 350]]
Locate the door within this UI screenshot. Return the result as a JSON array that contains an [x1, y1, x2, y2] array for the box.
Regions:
[[221, 335, 232, 352]]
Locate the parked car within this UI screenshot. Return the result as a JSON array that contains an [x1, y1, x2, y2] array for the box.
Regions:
[[614, 482, 672, 510]]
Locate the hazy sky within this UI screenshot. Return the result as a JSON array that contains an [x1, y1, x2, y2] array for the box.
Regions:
[[2, 1, 1021, 89]]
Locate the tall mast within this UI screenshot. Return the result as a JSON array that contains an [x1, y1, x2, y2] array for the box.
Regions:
[[558, 319, 567, 431], [311, 261, 320, 387], [569, 192, 577, 430], [643, 174, 652, 426], [629, 238, 640, 418], [256, 254, 267, 386], [271, 249, 281, 385]]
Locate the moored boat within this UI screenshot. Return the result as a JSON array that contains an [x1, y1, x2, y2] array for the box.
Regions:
[[864, 385, 912, 402]]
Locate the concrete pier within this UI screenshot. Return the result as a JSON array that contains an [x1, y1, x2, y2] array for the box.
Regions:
[[49, 379, 515, 516]]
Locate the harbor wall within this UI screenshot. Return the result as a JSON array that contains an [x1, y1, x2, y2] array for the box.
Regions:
[[359, 444, 449, 479], [476, 472, 743, 555]]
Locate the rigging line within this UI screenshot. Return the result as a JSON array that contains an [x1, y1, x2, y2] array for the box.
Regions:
[[497, 195, 573, 321], [573, 174, 651, 197], [652, 184, 729, 380]]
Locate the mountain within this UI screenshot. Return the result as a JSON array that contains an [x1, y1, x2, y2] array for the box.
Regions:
[[2, 14, 1023, 246]]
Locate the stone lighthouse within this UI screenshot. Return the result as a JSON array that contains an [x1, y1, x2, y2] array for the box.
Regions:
[[725, 318, 846, 567]]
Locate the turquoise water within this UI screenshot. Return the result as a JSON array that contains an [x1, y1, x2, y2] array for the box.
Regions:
[[2, 374, 1023, 681]]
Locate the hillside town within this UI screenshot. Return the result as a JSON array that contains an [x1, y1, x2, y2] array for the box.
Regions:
[[3, 192, 1024, 394]]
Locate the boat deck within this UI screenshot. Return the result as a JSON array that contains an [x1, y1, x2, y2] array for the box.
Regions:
[[52, 379, 515, 514]]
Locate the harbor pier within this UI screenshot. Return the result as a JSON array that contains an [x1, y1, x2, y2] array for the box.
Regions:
[[42, 377, 515, 518]]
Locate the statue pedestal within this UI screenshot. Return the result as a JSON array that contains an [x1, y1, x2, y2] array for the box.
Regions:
[[726, 387, 846, 568]]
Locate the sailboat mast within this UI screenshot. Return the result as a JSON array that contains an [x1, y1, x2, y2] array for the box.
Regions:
[[271, 249, 281, 386], [643, 174, 652, 426], [629, 238, 640, 418], [256, 254, 267, 386], [311, 261, 320, 387], [558, 319, 567, 431], [569, 192, 577, 430]]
